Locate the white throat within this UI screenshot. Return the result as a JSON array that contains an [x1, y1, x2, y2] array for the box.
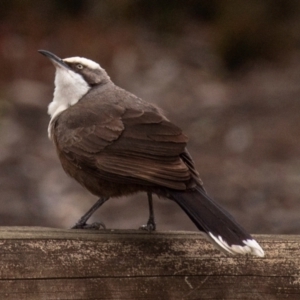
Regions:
[[48, 67, 90, 138]]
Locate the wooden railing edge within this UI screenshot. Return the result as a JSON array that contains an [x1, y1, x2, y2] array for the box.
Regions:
[[0, 226, 298, 299]]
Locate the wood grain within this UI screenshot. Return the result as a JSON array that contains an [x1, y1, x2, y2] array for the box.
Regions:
[[0, 227, 298, 299]]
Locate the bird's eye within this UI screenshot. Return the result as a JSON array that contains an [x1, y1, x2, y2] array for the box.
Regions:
[[76, 64, 83, 69]]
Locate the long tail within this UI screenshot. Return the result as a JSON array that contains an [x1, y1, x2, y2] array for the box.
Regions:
[[169, 186, 264, 257]]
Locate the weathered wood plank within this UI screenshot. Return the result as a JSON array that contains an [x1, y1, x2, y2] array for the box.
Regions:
[[0, 227, 298, 299], [0, 276, 299, 300]]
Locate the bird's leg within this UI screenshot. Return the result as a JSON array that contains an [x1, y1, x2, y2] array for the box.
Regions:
[[139, 192, 156, 231], [71, 197, 109, 230]]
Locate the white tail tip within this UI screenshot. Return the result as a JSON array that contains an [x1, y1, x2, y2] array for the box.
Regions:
[[208, 233, 265, 257]]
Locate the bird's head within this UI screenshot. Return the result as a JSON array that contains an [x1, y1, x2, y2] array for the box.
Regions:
[[39, 50, 110, 87], [39, 50, 111, 122]]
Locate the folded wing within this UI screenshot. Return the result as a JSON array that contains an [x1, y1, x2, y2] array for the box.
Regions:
[[54, 101, 196, 190]]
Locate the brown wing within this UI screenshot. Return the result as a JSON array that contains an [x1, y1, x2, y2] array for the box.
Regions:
[[53, 89, 198, 190]]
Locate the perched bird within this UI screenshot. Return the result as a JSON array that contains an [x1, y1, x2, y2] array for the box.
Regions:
[[39, 50, 264, 257]]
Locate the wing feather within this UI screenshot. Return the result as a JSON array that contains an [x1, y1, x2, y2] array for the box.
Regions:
[[53, 88, 196, 190]]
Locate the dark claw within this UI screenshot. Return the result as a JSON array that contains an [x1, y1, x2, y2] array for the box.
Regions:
[[71, 221, 106, 230], [70, 197, 109, 230], [139, 221, 156, 232]]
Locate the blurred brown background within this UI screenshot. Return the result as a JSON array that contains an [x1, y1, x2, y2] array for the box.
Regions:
[[0, 0, 300, 234]]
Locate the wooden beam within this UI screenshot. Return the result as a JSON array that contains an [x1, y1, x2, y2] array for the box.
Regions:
[[0, 227, 298, 299]]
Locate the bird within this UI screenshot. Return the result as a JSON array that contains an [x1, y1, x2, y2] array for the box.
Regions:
[[39, 49, 264, 257]]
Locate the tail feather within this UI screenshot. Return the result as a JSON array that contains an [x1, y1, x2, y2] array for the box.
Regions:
[[170, 187, 264, 257]]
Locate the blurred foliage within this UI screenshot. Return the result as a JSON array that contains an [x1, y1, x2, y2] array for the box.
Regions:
[[0, 0, 300, 71], [214, 0, 300, 70]]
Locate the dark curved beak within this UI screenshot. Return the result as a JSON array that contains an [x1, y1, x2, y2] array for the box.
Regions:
[[38, 50, 71, 70]]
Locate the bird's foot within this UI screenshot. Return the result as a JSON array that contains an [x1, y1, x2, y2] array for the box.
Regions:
[[139, 220, 156, 232], [71, 221, 106, 230]]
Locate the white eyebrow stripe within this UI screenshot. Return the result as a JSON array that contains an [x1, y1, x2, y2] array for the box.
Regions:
[[63, 57, 101, 70]]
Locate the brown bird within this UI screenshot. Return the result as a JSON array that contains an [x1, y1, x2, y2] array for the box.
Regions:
[[39, 50, 264, 257]]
